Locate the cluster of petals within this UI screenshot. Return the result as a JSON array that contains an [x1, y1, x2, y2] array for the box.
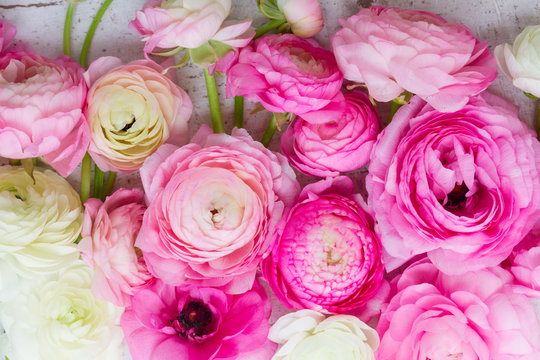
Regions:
[[79, 188, 153, 307], [281, 90, 381, 177], [84, 56, 192, 173], [506, 228, 540, 298], [121, 279, 275, 360], [0, 20, 16, 53], [377, 259, 540, 360], [367, 93, 540, 274], [263, 176, 385, 318], [332, 6, 497, 112], [136, 125, 299, 294], [226, 33, 343, 115]]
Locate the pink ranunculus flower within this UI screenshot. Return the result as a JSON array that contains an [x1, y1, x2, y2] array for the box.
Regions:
[[507, 228, 540, 298], [226, 33, 343, 115], [0, 21, 16, 53], [262, 176, 385, 318], [0, 52, 88, 176], [367, 93, 540, 274], [332, 6, 497, 113], [84, 56, 192, 173], [121, 279, 276, 360], [78, 188, 153, 307], [129, 0, 254, 55], [377, 259, 540, 360], [281, 90, 381, 177], [137, 125, 300, 294], [276, 0, 324, 38]]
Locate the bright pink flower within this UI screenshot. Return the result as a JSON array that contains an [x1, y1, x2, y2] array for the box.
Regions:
[[332, 6, 497, 113], [262, 177, 385, 318], [78, 188, 153, 307], [276, 0, 323, 38], [226, 34, 343, 115], [377, 259, 540, 360], [507, 229, 540, 298], [281, 90, 381, 177], [129, 0, 254, 55], [0, 51, 88, 176], [367, 93, 540, 274], [84, 57, 192, 173], [137, 125, 299, 294], [0, 21, 16, 53], [121, 279, 275, 360]]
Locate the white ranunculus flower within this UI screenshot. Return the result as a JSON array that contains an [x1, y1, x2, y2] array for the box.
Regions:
[[0, 166, 82, 277], [0, 260, 124, 360], [268, 310, 379, 360], [495, 25, 540, 97]]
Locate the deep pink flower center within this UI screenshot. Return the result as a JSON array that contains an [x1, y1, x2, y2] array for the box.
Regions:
[[444, 183, 469, 209], [172, 301, 215, 340]]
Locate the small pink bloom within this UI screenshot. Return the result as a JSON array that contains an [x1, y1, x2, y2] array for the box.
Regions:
[[78, 188, 153, 307], [0, 51, 88, 176], [0, 21, 16, 53], [377, 259, 540, 360], [137, 125, 299, 294], [84, 56, 192, 173], [226, 33, 343, 115], [507, 229, 540, 298], [121, 279, 275, 360], [276, 0, 324, 38], [332, 6, 497, 113], [367, 93, 540, 274], [281, 90, 381, 177], [262, 176, 385, 319]]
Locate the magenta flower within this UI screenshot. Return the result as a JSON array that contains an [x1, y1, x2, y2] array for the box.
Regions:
[[137, 125, 299, 294], [226, 34, 343, 115], [78, 188, 153, 307], [121, 279, 275, 360], [0, 51, 88, 176], [0, 21, 16, 53], [262, 176, 385, 318], [507, 228, 540, 298], [367, 93, 540, 274], [332, 6, 497, 113], [377, 259, 540, 360], [281, 90, 381, 177]]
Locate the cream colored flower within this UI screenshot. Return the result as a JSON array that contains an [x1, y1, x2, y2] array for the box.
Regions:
[[269, 310, 379, 360], [0, 260, 124, 360], [0, 166, 82, 277]]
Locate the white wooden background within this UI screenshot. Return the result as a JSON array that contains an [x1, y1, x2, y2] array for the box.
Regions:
[[1, 1, 539, 359]]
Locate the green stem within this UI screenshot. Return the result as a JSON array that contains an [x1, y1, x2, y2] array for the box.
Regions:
[[234, 96, 244, 128], [63, 2, 75, 56], [102, 171, 117, 200], [535, 99, 540, 140], [255, 19, 287, 39], [93, 165, 104, 200], [203, 68, 224, 133], [261, 114, 277, 147], [80, 0, 114, 68], [388, 99, 402, 123], [80, 153, 92, 204]]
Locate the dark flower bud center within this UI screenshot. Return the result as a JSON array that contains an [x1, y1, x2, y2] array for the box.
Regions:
[[445, 183, 469, 209], [172, 301, 214, 339]]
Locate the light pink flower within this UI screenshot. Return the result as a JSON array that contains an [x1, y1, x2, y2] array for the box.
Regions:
[[262, 177, 385, 319], [137, 125, 299, 294], [332, 6, 497, 113], [0, 21, 16, 53], [129, 0, 254, 54], [276, 0, 323, 38], [121, 279, 276, 360], [367, 93, 540, 274], [507, 228, 540, 298], [0, 51, 88, 176], [377, 259, 540, 360], [226, 34, 343, 115], [78, 188, 153, 307], [281, 91, 381, 177], [84, 56, 192, 173]]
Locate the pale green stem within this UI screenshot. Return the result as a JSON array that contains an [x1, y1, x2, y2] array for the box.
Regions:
[[63, 2, 75, 56], [80, 153, 92, 204], [93, 165, 104, 200], [255, 19, 287, 39], [261, 114, 277, 147], [203, 68, 224, 133], [80, 0, 114, 68], [234, 96, 244, 128], [388, 99, 402, 123], [102, 172, 117, 201]]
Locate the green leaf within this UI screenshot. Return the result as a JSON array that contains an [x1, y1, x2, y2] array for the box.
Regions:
[[257, 0, 285, 20], [190, 41, 233, 67], [524, 92, 539, 100]]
